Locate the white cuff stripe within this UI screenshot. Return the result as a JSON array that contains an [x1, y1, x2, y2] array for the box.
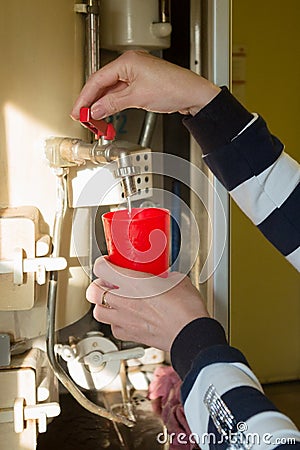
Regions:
[[230, 152, 300, 225], [286, 245, 300, 271], [245, 410, 300, 450], [184, 362, 263, 450], [232, 113, 259, 140], [231, 362, 263, 388]]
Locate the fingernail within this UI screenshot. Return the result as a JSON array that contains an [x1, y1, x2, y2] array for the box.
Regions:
[[91, 106, 105, 119]]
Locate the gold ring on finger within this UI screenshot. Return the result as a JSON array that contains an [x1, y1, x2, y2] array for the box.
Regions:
[[101, 290, 111, 308]]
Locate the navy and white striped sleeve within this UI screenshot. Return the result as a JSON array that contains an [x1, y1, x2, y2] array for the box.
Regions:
[[170, 318, 300, 449], [183, 86, 300, 271]]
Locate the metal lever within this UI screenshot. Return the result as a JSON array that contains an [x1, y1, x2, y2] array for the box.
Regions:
[[81, 347, 145, 368], [80, 107, 116, 140]]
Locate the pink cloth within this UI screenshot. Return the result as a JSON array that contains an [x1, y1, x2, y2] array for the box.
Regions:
[[148, 366, 199, 449]]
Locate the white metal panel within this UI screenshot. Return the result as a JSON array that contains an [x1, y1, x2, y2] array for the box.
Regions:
[[190, 0, 231, 334], [206, 0, 231, 334]]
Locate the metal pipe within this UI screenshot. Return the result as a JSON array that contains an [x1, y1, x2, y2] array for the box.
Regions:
[[84, 0, 139, 200], [51, 171, 68, 258], [159, 0, 171, 23], [138, 112, 158, 149], [46, 169, 134, 427], [119, 360, 136, 423], [85, 0, 100, 79]]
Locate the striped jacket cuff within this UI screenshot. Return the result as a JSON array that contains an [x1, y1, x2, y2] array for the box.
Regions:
[[183, 86, 300, 270], [170, 318, 228, 381], [202, 116, 284, 191], [183, 86, 253, 154]]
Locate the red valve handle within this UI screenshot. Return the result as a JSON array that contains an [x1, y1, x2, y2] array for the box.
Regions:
[[80, 107, 116, 140]]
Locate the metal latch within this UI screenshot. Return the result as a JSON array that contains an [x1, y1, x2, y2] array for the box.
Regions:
[[0, 247, 67, 285], [0, 398, 60, 434], [14, 398, 61, 434]]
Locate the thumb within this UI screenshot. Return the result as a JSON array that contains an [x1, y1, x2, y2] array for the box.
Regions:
[[90, 85, 134, 119]]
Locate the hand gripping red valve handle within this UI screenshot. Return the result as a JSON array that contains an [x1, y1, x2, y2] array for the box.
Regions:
[[80, 107, 116, 141]]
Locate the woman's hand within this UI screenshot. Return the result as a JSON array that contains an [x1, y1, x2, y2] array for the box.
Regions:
[[71, 50, 220, 121], [86, 256, 209, 352]]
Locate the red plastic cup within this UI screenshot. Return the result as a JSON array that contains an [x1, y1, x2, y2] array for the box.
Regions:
[[102, 207, 170, 276]]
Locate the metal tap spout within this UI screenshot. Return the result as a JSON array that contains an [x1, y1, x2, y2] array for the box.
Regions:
[[102, 143, 141, 198]]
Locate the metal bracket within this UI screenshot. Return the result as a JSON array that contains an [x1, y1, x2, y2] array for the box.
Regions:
[[0, 334, 10, 366], [74, 3, 99, 14], [74, 3, 87, 14]]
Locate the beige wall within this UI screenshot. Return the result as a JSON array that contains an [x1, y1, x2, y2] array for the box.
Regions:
[[231, 0, 300, 382], [0, 1, 90, 334]]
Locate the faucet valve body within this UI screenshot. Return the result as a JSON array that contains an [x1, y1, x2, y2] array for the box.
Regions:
[[79, 107, 139, 198]]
